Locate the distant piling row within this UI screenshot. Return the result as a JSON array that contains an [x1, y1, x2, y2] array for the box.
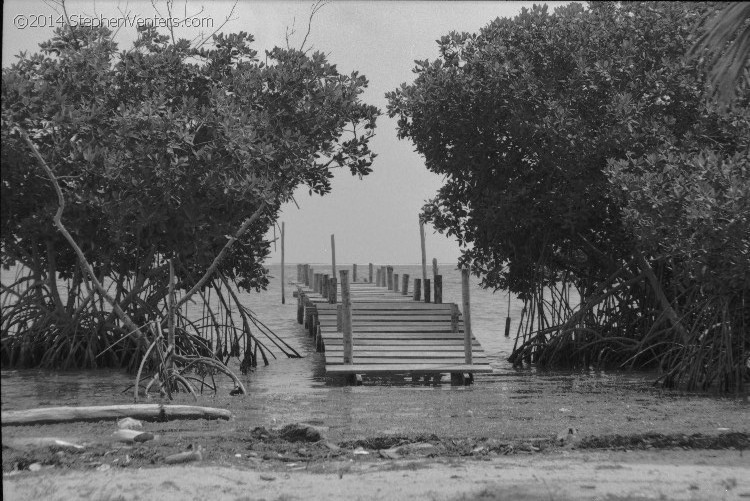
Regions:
[[294, 262, 445, 305]]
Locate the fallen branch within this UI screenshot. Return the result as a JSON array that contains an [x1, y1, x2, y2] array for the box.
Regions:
[[1, 404, 232, 426]]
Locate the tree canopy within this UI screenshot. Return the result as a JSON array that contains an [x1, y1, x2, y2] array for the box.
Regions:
[[387, 1, 749, 390], [3, 24, 379, 291], [1, 23, 380, 370], [388, 2, 747, 295]]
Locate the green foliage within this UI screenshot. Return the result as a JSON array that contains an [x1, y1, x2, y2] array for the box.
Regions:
[[1, 23, 379, 369], [388, 2, 731, 293], [609, 143, 750, 295], [387, 2, 749, 390], [3, 24, 378, 290]]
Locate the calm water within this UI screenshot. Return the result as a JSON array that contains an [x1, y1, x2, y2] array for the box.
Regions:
[[1, 265, 668, 410], [0, 264, 669, 413]]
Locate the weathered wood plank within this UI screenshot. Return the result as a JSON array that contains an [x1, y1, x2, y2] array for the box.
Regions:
[[322, 339, 482, 347], [325, 351, 488, 358], [326, 364, 493, 374], [320, 333, 476, 341]]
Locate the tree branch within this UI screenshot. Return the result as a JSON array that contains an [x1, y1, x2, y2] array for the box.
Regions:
[[20, 128, 147, 342], [176, 200, 267, 308]]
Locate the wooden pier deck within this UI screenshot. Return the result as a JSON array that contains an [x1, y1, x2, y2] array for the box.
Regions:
[[294, 273, 493, 382]]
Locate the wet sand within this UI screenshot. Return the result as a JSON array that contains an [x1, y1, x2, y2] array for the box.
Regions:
[[4, 449, 749, 501]]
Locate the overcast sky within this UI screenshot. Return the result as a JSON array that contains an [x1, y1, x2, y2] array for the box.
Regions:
[[3, 0, 570, 266]]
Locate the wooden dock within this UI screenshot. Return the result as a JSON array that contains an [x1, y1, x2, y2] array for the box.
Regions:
[[293, 264, 492, 383]]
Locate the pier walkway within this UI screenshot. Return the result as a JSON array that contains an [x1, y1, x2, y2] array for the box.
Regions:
[[293, 265, 492, 383]]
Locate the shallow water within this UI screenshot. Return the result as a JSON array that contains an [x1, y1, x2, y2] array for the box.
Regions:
[[1, 264, 744, 427]]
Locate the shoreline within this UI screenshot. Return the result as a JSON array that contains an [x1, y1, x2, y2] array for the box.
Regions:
[[4, 439, 749, 500]]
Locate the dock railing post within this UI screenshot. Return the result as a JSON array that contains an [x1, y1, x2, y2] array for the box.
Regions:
[[434, 275, 442, 304], [340, 270, 353, 365], [308, 267, 313, 288], [353, 263, 357, 282], [304, 265, 310, 286], [414, 278, 421, 301], [322, 274, 329, 299], [387, 266, 394, 290], [281, 222, 285, 304], [451, 303, 459, 332], [461, 268, 473, 364], [402, 274, 409, 295], [331, 234, 336, 279], [420, 219, 427, 295], [369, 263, 373, 283], [394, 273, 399, 293], [330, 277, 337, 304], [424, 278, 431, 303]]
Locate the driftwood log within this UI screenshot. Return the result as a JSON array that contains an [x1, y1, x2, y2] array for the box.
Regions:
[[1, 404, 232, 426]]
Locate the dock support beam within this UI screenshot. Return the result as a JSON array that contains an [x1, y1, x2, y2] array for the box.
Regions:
[[281, 222, 285, 304], [331, 234, 336, 279], [434, 275, 442, 304], [462, 268, 473, 364], [369, 263, 373, 283], [340, 270, 353, 366], [402, 274, 409, 295], [419, 219, 427, 295], [329, 277, 337, 304], [394, 273, 399, 293], [414, 278, 421, 301]]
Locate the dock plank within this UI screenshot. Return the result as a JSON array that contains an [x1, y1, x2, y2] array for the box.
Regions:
[[295, 282, 492, 378]]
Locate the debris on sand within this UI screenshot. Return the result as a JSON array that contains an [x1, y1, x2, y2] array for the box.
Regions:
[[164, 447, 203, 465]]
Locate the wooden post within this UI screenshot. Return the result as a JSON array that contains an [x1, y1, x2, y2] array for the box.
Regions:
[[381, 267, 386, 287], [314, 273, 321, 293], [414, 278, 421, 301], [308, 266, 313, 288], [424, 278, 431, 303], [369, 263, 373, 283], [434, 275, 443, 304], [505, 291, 512, 337], [281, 222, 285, 304], [322, 274, 329, 299], [387, 266, 394, 290], [340, 270, 353, 365], [461, 268, 473, 364], [402, 274, 409, 295], [353, 263, 357, 282], [394, 273, 399, 293], [419, 220, 427, 293], [432, 258, 438, 277], [304, 264, 310, 286], [167, 259, 175, 375], [330, 277, 337, 304], [331, 234, 336, 279], [451, 303, 459, 332]]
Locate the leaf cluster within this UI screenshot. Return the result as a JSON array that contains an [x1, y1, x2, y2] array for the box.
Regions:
[[387, 2, 745, 296], [1, 23, 380, 291]]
